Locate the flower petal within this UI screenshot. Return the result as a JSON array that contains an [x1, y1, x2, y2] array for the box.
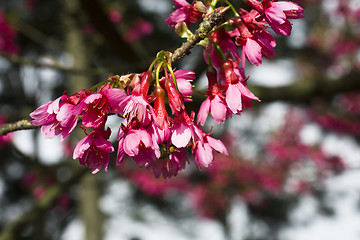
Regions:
[[207, 136, 228, 155], [197, 97, 210, 126], [171, 122, 191, 148]]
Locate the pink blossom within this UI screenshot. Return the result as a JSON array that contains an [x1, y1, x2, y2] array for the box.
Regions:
[[171, 110, 203, 148], [198, 94, 228, 125], [219, 58, 247, 85], [75, 84, 126, 128], [29, 94, 77, 141], [204, 28, 240, 69], [193, 135, 228, 168], [165, 0, 202, 28], [198, 68, 230, 125], [218, 59, 260, 114], [117, 119, 160, 165], [173, 69, 195, 100], [118, 84, 156, 126], [73, 128, 114, 174], [147, 147, 188, 178], [226, 80, 260, 114], [247, 0, 304, 36], [229, 13, 276, 66]]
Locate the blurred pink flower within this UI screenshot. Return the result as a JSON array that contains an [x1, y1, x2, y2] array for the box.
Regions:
[[0, 11, 20, 55]]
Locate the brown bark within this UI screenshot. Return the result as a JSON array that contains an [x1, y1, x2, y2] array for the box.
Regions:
[[61, 1, 104, 240]]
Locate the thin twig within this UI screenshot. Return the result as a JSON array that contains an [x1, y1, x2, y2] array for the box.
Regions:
[[171, 6, 230, 64], [0, 120, 39, 136]]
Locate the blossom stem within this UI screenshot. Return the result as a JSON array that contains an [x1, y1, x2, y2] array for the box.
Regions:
[[171, 6, 230, 64], [211, 40, 227, 62], [208, 20, 232, 34], [89, 79, 111, 92], [226, 1, 239, 17], [166, 62, 179, 90], [211, 0, 218, 9], [155, 62, 163, 87]]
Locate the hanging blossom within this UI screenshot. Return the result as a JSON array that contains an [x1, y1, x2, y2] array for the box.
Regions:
[[229, 9, 276, 67], [73, 127, 114, 174], [75, 83, 127, 128], [29, 0, 304, 177], [164, 0, 203, 28], [246, 0, 304, 36], [198, 67, 230, 125], [30, 94, 78, 141]]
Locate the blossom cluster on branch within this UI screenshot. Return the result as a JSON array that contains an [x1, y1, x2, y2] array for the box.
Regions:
[[29, 0, 304, 178]]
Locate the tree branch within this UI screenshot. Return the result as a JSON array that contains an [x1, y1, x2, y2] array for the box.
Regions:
[[0, 120, 39, 136], [171, 6, 229, 64]]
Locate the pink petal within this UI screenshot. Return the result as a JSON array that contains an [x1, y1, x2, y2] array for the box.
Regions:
[[73, 135, 91, 159], [177, 78, 193, 97], [210, 95, 227, 124], [226, 84, 242, 113], [207, 136, 228, 155], [237, 82, 260, 101], [94, 137, 114, 153], [195, 142, 213, 168], [270, 20, 292, 36], [84, 93, 102, 104], [124, 131, 141, 156], [47, 95, 66, 114], [138, 128, 152, 148], [171, 122, 191, 148], [273, 2, 304, 19], [104, 88, 127, 112], [265, 5, 287, 25], [117, 138, 126, 165], [197, 97, 210, 126], [57, 103, 76, 125], [174, 0, 190, 8], [244, 38, 262, 66], [82, 110, 104, 127], [41, 124, 57, 139]]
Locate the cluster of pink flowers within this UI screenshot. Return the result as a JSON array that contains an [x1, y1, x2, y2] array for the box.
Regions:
[[30, 69, 228, 177], [166, 0, 303, 125], [30, 0, 304, 177]]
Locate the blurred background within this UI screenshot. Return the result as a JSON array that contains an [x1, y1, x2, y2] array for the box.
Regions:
[[0, 0, 360, 239]]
